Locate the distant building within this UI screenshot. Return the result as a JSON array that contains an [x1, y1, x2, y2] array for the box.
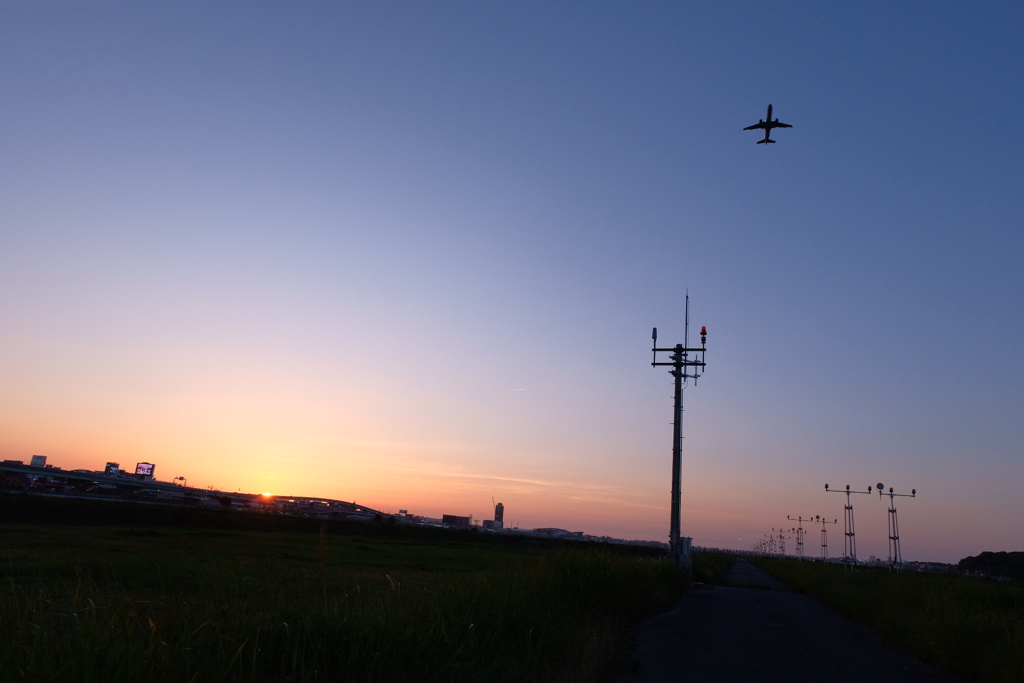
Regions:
[[0, 457, 384, 520], [442, 514, 472, 529], [533, 528, 584, 540], [494, 501, 504, 530]]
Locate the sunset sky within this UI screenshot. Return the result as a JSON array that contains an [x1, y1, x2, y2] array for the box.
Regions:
[[1, 3, 1021, 564]]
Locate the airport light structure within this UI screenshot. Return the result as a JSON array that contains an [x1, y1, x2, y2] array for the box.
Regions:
[[786, 515, 814, 560], [825, 484, 872, 564], [771, 528, 793, 556], [815, 515, 838, 561], [876, 483, 916, 570], [755, 533, 777, 556], [752, 536, 768, 555], [650, 295, 707, 569]]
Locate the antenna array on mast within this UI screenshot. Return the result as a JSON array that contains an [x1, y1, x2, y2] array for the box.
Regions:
[[649, 294, 709, 570]]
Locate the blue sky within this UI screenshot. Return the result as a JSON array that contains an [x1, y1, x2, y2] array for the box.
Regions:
[[1, 2, 1021, 562]]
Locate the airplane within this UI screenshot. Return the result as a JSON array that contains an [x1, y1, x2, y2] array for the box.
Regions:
[[743, 103, 792, 144]]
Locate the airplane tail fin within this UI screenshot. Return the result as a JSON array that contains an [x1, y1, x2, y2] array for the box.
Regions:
[[756, 139, 775, 144]]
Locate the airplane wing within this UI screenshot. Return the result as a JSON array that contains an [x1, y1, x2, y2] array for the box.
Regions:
[[773, 121, 793, 128], [743, 122, 767, 130]]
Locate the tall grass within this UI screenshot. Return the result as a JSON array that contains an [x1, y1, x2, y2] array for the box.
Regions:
[[752, 557, 1024, 683], [0, 528, 685, 682], [691, 551, 734, 585]]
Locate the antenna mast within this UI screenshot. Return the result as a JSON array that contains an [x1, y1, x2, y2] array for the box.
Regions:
[[650, 294, 708, 570]]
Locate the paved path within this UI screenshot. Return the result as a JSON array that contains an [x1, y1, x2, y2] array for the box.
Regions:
[[622, 558, 961, 683]]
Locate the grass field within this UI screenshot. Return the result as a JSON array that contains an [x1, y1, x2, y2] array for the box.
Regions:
[[0, 495, 687, 682], [751, 556, 1024, 683]]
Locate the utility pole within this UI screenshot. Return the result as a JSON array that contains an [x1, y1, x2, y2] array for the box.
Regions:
[[650, 294, 707, 569], [825, 484, 872, 565], [814, 515, 838, 561], [876, 483, 916, 570]]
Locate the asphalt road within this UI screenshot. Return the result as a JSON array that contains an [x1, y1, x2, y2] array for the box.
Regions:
[[621, 558, 962, 683]]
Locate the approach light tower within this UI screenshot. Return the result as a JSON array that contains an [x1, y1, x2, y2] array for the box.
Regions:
[[876, 483, 916, 570], [787, 515, 814, 559], [815, 515, 838, 561], [772, 528, 793, 556], [825, 484, 872, 565], [650, 294, 707, 569]]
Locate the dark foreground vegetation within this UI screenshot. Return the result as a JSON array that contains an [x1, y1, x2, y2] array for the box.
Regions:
[[0, 495, 686, 682], [690, 551, 733, 585], [752, 556, 1024, 683]]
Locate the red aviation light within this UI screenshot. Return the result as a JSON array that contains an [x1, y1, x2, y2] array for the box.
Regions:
[[700, 325, 707, 344]]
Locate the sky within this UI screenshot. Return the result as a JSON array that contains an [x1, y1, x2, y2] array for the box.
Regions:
[[1, 2, 1021, 564]]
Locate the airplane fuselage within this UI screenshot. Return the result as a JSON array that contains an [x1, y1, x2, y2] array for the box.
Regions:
[[744, 103, 792, 144]]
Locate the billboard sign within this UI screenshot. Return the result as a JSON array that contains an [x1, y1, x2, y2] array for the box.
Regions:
[[135, 462, 155, 477]]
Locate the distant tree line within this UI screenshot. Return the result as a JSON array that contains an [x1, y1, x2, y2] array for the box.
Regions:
[[958, 551, 1024, 581]]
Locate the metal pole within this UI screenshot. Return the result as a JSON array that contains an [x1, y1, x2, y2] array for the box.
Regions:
[[888, 502, 900, 567], [669, 349, 683, 566], [844, 489, 856, 562]]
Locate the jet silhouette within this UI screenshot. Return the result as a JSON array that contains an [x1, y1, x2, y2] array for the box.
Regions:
[[744, 104, 792, 144]]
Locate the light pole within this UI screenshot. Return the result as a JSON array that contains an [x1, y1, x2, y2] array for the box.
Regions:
[[876, 483, 916, 569], [825, 484, 872, 565], [650, 295, 707, 569]]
